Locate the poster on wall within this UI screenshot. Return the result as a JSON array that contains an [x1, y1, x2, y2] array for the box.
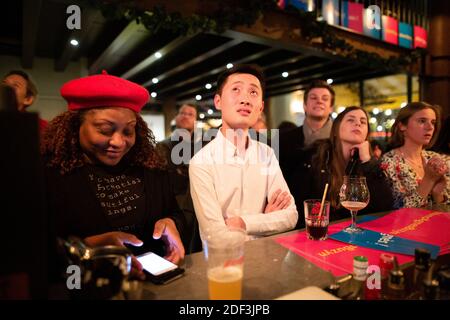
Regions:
[[398, 22, 413, 49], [288, 0, 315, 11], [414, 26, 428, 48], [382, 15, 399, 45], [322, 0, 339, 26], [341, 1, 364, 33], [278, 0, 315, 11], [363, 5, 381, 39]]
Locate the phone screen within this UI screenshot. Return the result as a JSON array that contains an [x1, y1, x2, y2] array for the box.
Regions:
[[136, 252, 178, 276]]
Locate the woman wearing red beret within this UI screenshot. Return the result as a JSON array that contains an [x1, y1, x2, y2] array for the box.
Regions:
[[42, 73, 185, 278]]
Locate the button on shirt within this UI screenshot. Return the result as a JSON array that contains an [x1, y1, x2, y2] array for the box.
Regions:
[[189, 130, 298, 240]]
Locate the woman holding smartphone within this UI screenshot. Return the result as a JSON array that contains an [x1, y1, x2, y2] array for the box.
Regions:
[[381, 102, 449, 208], [289, 106, 394, 228], [43, 73, 185, 278]]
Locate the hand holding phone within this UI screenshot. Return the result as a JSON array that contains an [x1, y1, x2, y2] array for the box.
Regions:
[[136, 251, 184, 284]]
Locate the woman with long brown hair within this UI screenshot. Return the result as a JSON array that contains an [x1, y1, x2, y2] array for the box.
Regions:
[[42, 73, 185, 278], [289, 106, 394, 228], [381, 102, 449, 208]]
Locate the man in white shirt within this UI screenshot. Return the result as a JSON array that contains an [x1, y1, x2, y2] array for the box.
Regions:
[[189, 65, 298, 240]]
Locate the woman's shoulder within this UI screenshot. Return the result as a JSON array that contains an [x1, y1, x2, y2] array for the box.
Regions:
[[423, 150, 443, 159], [382, 149, 397, 158]]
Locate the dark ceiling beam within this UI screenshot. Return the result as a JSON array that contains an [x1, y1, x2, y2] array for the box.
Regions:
[[141, 38, 241, 87], [89, 21, 150, 75], [222, 29, 326, 57], [55, 9, 103, 71], [261, 54, 311, 72], [332, 70, 393, 86], [22, 0, 42, 68], [265, 60, 336, 81], [158, 47, 278, 95], [176, 96, 214, 107], [173, 53, 311, 101], [267, 70, 390, 97], [266, 65, 358, 90], [223, 28, 351, 65], [122, 35, 196, 80]]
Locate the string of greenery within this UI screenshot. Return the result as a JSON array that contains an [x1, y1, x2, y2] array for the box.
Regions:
[[86, 0, 425, 72]]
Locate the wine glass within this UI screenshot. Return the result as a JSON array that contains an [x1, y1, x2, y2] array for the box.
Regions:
[[339, 176, 370, 233]]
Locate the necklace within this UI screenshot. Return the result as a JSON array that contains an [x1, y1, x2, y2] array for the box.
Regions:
[[398, 148, 424, 170]]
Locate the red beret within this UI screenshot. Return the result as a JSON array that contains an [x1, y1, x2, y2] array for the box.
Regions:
[[60, 72, 149, 113]]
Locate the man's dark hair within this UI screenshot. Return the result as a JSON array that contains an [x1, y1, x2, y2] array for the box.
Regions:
[[303, 80, 335, 107], [4, 70, 38, 98], [216, 64, 265, 97], [178, 103, 198, 114]]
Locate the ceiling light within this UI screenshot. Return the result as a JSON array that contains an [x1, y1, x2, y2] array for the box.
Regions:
[[377, 125, 383, 132], [195, 95, 202, 101], [384, 109, 392, 116], [372, 108, 380, 115], [331, 112, 338, 119], [151, 92, 157, 98], [152, 78, 159, 84], [199, 113, 205, 119], [154, 52, 162, 59], [370, 117, 377, 124], [207, 109, 213, 115], [226, 63, 233, 69], [338, 106, 346, 113], [282, 72, 289, 78], [205, 83, 212, 89], [70, 39, 79, 46], [400, 102, 407, 108], [327, 78, 333, 84]]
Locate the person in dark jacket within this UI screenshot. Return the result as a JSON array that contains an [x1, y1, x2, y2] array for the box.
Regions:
[[42, 72, 185, 278], [157, 103, 204, 254], [2, 70, 48, 133], [278, 80, 334, 179], [289, 106, 394, 228]]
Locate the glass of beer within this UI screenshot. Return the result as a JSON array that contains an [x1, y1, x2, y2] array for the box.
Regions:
[[304, 199, 330, 240], [203, 226, 245, 300], [339, 176, 370, 233]]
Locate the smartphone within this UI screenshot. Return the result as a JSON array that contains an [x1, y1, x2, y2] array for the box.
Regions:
[[136, 251, 184, 284]]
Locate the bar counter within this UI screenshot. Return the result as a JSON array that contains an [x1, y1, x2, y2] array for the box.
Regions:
[[142, 228, 332, 300], [142, 204, 450, 300]]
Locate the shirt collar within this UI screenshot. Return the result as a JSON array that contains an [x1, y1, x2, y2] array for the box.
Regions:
[[216, 129, 254, 160]]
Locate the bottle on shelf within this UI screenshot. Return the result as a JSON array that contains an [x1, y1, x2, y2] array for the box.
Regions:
[[408, 248, 431, 299], [347, 255, 368, 300], [385, 256, 406, 300], [436, 266, 450, 300], [422, 279, 440, 300], [345, 148, 361, 177], [379, 253, 395, 299]]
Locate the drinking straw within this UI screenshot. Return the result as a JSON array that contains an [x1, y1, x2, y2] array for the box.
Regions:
[[318, 183, 329, 220]]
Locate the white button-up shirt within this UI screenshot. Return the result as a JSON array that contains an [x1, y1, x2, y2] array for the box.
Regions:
[[189, 129, 298, 240]]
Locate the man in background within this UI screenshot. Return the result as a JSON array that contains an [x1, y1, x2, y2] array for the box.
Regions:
[[278, 80, 335, 179], [2, 70, 47, 133], [158, 103, 203, 253]]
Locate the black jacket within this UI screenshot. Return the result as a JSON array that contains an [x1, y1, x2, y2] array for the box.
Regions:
[[278, 126, 306, 180], [288, 141, 395, 229]]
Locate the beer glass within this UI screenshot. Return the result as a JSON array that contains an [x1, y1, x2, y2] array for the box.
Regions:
[[203, 226, 245, 300], [339, 176, 370, 233]]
